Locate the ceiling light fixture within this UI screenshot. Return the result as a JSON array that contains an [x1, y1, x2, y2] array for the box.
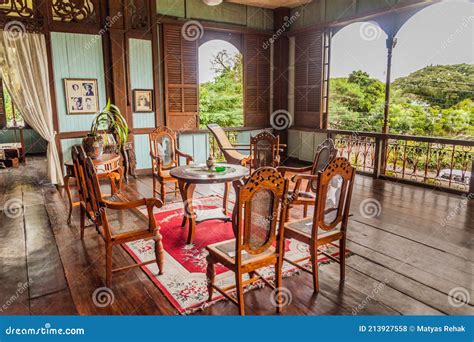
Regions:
[[202, 0, 223, 6]]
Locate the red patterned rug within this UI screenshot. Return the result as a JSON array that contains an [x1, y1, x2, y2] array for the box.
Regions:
[[123, 195, 348, 314]]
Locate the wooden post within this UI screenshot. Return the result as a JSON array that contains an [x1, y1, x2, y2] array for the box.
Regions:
[[469, 159, 474, 196], [373, 137, 383, 179], [380, 35, 396, 174]]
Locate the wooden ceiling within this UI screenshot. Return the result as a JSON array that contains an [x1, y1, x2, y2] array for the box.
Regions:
[[226, 0, 313, 9]]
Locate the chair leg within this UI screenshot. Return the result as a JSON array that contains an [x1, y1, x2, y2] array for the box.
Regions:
[[275, 258, 284, 313], [106, 244, 113, 288], [154, 228, 164, 275], [235, 271, 245, 315], [339, 238, 346, 284], [310, 243, 320, 293], [152, 177, 157, 197], [160, 182, 166, 204], [303, 204, 308, 218], [80, 205, 85, 240], [206, 256, 215, 301]]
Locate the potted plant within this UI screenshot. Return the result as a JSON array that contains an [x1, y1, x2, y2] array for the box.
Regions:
[[82, 99, 129, 159]]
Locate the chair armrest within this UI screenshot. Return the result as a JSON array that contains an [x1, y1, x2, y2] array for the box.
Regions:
[[277, 165, 312, 177], [291, 174, 318, 183], [222, 147, 250, 151], [176, 149, 194, 164], [102, 197, 163, 211]]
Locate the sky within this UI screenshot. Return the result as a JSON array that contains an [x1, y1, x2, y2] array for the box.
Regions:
[[330, 1, 474, 81], [199, 40, 240, 84], [199, 1, 473, 84]]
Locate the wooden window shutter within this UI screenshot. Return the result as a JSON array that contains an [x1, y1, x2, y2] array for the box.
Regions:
[[163, 24, 198, 131], [243, 34, 271, 127], [294, 29, 323, 128]]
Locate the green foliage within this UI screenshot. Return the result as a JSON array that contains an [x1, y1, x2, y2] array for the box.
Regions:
[[329, 65, 474, 138], [90, 99, 129, 147], [199, 50, 243, 128], [392, 64, 474, 109], [2, 82, 25, 127]]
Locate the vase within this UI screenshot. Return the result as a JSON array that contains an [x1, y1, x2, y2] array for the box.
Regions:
[[82, 134, 104, 159]]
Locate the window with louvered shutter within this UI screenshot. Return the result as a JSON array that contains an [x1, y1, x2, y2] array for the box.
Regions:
[[294, 30, 323, 128], [244, 34, 271, 127], [163, 24, 198, 131]]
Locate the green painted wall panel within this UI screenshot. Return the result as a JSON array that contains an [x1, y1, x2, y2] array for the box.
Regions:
[[157, 0, 273, 29], [325, 0, 356, 22], [357, 0, 399, 14], [186, 0, 246, 25], [134, 134, 151, 169], [291, 0, 323, 30], [129, 38, 155, 129], [51, 32, 107, 133], [0, 129, 47, 154], [247, 7, 273, 30], [156, 0, 185, 17], [60, 138, 82, 172], [178, 133, 209, 165]]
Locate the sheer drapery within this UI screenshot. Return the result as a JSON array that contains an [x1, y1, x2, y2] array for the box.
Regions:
[[0, 31, 63, 185]]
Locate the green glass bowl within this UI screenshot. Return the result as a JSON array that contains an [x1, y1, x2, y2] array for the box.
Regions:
[[214, 166, 226, 172]]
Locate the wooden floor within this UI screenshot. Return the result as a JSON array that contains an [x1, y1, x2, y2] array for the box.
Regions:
[[0, 156, 472, 315]]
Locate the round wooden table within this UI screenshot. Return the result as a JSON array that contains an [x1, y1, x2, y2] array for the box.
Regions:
[[64, 153, 123, 224], [170, 163, 249, 244]]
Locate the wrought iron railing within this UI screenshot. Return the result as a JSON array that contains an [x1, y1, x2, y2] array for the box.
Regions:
[[323, 129, 473, 193]]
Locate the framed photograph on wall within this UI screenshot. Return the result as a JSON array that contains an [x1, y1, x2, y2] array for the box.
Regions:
[[133, 89, 153, 113], [64, 78, 99, 114]]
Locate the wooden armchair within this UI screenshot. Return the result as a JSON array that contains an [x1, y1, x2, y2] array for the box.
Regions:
[[206, 167, 289, 315], [71, 145, 121, 234], [82, 155, 165, 287], [283, 157, 355, 292], [243, 131, 285, 172], [278, 138, 337, 219], [207, 124, 249, 165], [149, 127, 193, 203]]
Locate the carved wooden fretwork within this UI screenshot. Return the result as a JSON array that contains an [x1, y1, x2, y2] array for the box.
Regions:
[[0, 0, 35, 18], [127, 0, 148, 30], [51, 0, 96, 23]]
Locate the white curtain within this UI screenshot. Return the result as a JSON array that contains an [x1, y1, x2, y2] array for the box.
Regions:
[[0, 31, 63, 185]]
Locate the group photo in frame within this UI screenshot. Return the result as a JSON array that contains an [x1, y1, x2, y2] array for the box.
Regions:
[[64, 78, 99, 114], [133, 89, 154, 113]]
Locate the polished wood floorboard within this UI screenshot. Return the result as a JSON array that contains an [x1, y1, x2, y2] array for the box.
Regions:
[[0, 157, 472, 315]]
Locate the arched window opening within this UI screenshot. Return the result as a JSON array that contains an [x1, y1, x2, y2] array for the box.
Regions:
[[328, 21, 388, 132], [390, 1, 473, 138], [198, 39, 243, 129]]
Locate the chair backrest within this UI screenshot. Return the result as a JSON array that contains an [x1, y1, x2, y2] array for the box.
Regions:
[[312, 157, 355, 234], [249, 131, 280, 171], [308, 138, 337, 191], [149, 127, 178, 170], [71, 145, 95, 213], [207, 123, 245, 164], [233, 167, 288, 259]]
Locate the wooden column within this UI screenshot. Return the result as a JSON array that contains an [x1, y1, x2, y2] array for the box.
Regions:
[[272, 8, 291, 147]]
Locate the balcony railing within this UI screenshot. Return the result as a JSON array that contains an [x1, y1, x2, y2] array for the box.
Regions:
[[326, 129, 473, 193]]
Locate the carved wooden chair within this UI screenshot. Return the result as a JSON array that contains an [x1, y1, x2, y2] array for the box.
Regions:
[[283, 157, 355, 292], [278, 138, 337, 219], [149, 127, 193, 203], [206, 167, 289, 315], [243, 131, 285, 172], [71, 145, 121, 234], [82, 155, 165, 287], [207, 124, 249, 165]]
